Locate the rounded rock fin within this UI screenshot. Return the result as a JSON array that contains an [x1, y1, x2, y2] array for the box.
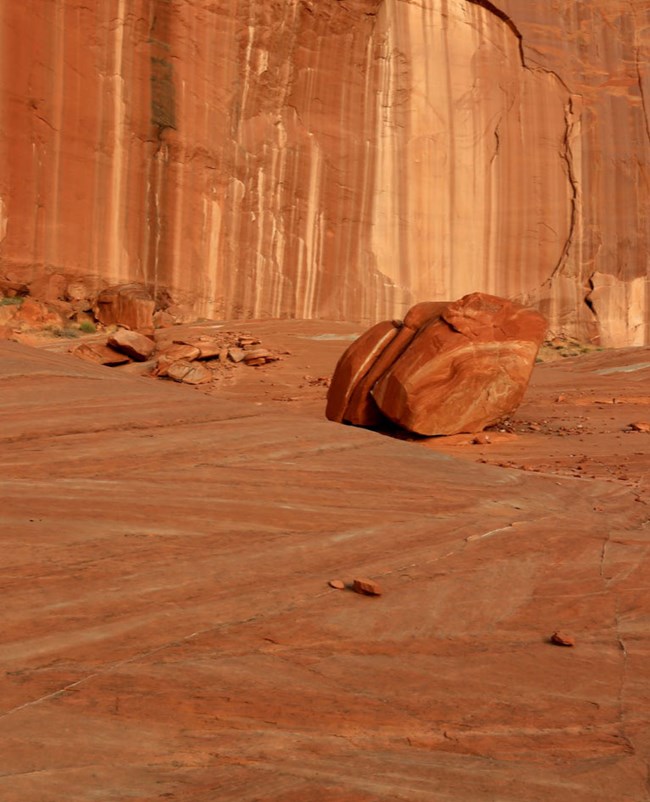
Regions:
[[344, 324, 418, 426], [325, 320, 401, 422]]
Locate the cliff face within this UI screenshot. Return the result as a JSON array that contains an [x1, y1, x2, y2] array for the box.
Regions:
[[0, 1, 648, 345]]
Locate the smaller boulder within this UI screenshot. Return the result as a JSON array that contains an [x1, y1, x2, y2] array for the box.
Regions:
[[152, 344, 202, 377], [352, 577, 383, 596], [166, 360, 213, 385], [238, 335, 261, 347], [550, 631, 575, 647], [173, 336, 222, 359], [72, 342, 131, 366], [227, 347, 246, 363], [243, 348, 277, 365], [108, 329, 156, 362], [159, 343, 201, 362]]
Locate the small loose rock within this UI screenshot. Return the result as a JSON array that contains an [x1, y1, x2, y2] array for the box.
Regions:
[[550, 631, 575, 647], [328, 579, 345, 590], [227, 347, 246, 363], [352, 577, 382, 596]]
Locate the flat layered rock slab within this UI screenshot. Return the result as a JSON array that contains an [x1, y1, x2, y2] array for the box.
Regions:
[[1, 342, 649, 801]]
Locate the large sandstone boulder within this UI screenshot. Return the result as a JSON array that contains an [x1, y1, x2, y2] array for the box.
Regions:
[[326, 293, 547, 436]]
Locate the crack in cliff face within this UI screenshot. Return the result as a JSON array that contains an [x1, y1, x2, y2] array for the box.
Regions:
[[465, 0, 572, 92], [490, 118, 501, 165], [584, 271, 598, 322], [548, 98, 579, 284], [465, 0, 525, 65], [466, 0, 579, 293]]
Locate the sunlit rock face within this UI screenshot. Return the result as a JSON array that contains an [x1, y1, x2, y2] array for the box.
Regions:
[[0, 1, 648, 345]]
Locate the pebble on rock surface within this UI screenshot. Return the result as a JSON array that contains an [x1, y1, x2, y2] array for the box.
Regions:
[[550, 631, 575, 647], [629, 421, 650, 433], [328, 579, 345, 590], [352, 577, 383, 596]]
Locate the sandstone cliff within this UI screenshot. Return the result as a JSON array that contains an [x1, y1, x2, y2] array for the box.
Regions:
[[0, 1, 648, 345]]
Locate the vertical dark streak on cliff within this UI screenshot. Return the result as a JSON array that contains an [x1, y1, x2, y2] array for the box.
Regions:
[[635, 59, 650, 145], [630, 4, 650, 146], [629, 3, 650, 347], [147, 0, 176, 299]]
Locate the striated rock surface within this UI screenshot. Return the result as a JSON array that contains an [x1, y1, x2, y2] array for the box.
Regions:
[[328, 293, 547, 435], [1, 1, 649, 345], [2, 337, 650, 800]]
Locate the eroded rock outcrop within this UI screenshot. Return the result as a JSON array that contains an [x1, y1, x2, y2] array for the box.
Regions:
[[95, 284, 156, 333], [327, 293, 547, 435], [0, 1, 648, 345]]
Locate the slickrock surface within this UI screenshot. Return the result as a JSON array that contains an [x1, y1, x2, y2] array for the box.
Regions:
[[425, 345, 650, 499], [1, 1, 649, 345], [2, 328, 650, 801]]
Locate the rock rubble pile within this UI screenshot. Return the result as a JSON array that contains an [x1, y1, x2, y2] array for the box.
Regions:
[[72, 330, 282, 386], [0, 280, 187, 342]]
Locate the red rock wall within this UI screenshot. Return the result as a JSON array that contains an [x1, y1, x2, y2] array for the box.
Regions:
[[0, 1, 648, 345]]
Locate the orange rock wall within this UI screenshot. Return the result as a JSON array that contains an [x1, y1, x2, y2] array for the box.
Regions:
[[0, 0, 648, 345]]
